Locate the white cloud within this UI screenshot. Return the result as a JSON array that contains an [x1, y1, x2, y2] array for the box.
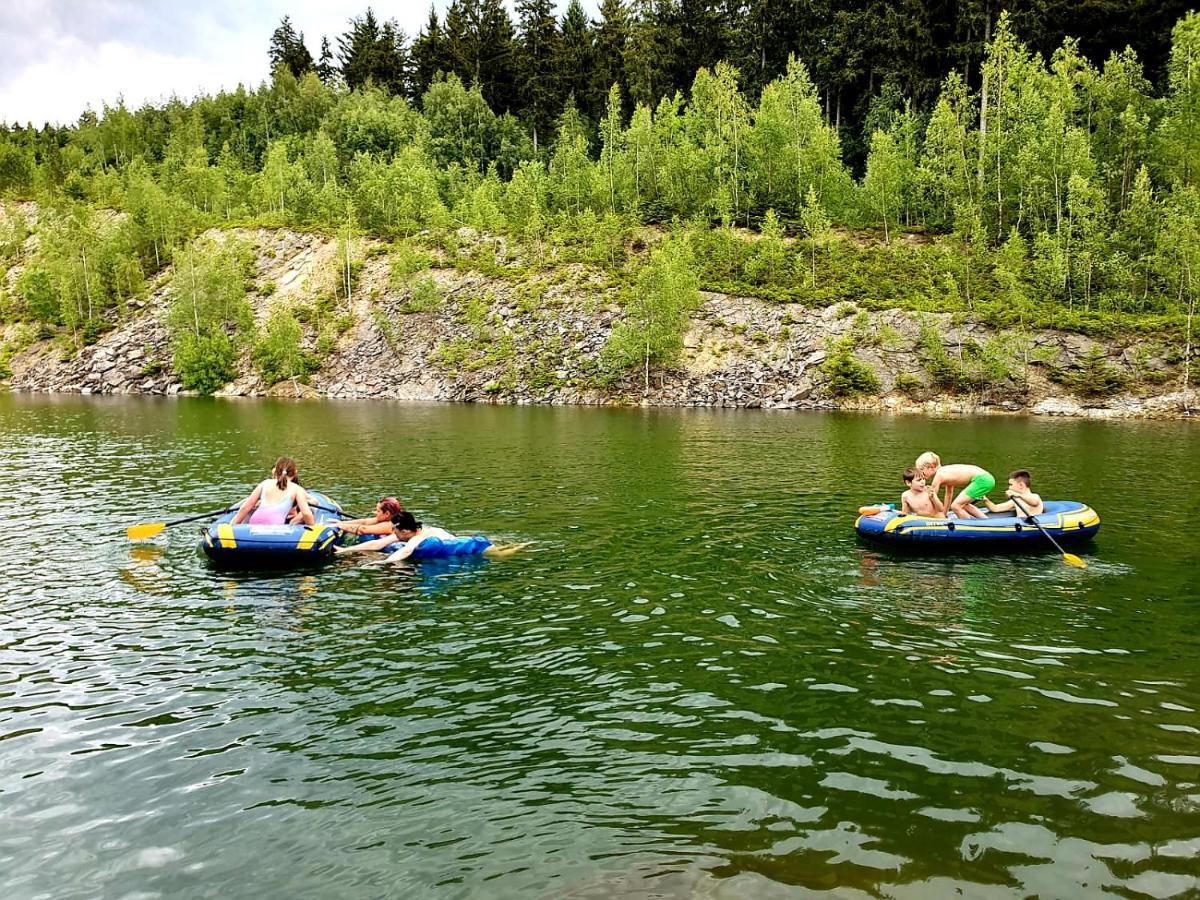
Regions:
[[1, 0, 598, 127]]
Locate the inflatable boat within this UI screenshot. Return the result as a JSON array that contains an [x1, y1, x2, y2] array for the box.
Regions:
[[855, 500, 1100, 552], [200, 490, 346, 568]]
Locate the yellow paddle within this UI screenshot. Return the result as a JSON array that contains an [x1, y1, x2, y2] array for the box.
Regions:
[[127, 501, 347, 541], [127, 507, 238, 540], [1011, 496, 1087, 568]]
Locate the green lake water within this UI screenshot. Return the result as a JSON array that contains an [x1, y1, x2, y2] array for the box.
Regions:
[[1, 393, 1198, 899]]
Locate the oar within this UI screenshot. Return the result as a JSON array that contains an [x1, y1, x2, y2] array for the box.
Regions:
[[127, 501, 348, 541], [127, 506, 239, 540], [1011, 496, 1087, 569]]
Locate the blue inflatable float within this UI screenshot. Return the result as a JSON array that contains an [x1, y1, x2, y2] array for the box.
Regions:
[[200, 490, 346, 568], [369, 533, 493, 561], [855, 500, 1100, 552]]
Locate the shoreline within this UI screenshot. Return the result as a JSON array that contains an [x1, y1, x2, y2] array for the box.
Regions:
[[4, 384, 1195, 422]]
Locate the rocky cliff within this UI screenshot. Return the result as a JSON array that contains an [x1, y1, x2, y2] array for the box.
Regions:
[[2, 225, 1195, 419]]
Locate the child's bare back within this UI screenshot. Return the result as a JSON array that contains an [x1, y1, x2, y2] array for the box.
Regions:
[[928, 463, 988, 488]]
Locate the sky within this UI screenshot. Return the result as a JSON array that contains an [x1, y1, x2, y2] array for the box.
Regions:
[[0, 1, 597, 127]]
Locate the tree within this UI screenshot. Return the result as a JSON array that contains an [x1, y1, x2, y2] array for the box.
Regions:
[[315, 37, 339, 86], [338, 9, 409, 95], [477, 0, 519, 115], [1158, 12, 1200, 189], [410, 8, 450, 100], [590, 0, 630, 120], [599, 83, 633, 214], [516, 0, 562, 152], [603, 234, 700, 392], [167, 238, 253, 393], [1157, 187, 1199, 407], [863, 129, 902, 243], [558, 0, 594, 119], [423, 73, 497, 173], [268, 16, 314, 78], [799, 186, 831, 288], [919, 72, 976, 230], [623, 0, 676, 109]]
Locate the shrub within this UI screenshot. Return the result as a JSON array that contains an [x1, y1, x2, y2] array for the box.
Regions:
[[15, 268, 59, 324], [1068, 346, 1126, 396], [253, 307, 317, 385], [823, 351, 880, 396], [894, 371, 924, 396], [389, 242, 432, 285], [401, 276, 443, 313], [173, 331, 238, 393]]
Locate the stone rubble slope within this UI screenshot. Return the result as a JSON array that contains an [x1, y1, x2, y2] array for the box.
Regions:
[[2, 225, 1195, 419]]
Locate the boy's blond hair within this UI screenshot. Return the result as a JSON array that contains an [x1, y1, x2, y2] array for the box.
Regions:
[[915, 451, 940, 471]]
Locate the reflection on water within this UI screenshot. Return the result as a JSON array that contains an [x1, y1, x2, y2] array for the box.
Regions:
[[1, 394, 1198, 899]]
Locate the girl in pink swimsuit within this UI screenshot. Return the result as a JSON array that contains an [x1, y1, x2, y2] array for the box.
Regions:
[[231, 457, 315, 526]]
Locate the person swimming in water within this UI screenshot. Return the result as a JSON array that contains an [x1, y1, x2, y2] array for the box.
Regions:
[[334, 511, 530, 563], [336, 496, 404, 537], [231, 457, 315, 526]]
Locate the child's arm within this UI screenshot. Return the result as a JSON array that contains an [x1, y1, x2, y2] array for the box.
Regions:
[[231, 483, 262, 525], [335, 534, 397, 556], [984, 497, 1014, 512], [292, 486, 315, 525], [901, 492, 913, 514], [1007, 489, 1043, 516], [384, 533, 429, 563]]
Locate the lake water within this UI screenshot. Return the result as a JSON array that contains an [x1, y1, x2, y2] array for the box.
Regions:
[[1, 394, 1198, 899]]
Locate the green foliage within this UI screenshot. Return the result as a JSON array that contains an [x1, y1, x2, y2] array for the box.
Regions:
[[388, 241, 432, 284], [167, 238, 253, 394], [401, 276, 444, 313], [3, 6, 1199, 360], [173, 331, 239, 394], [823, 351, 881, 396], [603, 235, 701, 384], [1066, 346, 1128, 395], [893, 371, 924, 396], [253, 306, 318, 385]]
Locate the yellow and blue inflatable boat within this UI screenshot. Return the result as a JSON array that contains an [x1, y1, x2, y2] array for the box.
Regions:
[[200, 490, 346, 568], [855, 500, 1100, 551]]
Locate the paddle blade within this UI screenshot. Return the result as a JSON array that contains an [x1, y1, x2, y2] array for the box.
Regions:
[[1063, 553, 1087, 569], [127, 522, 166, 541]]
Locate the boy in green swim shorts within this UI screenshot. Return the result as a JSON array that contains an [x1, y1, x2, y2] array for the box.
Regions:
[[915, 451, 994, 520]]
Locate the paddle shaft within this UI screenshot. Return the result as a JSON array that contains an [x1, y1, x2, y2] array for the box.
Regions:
[[1011, 496, 1074, 559], [147, 501, 345, 531]]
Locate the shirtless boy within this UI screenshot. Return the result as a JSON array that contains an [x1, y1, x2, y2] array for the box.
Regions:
[[901, 467, 944, 517], [983, 469, 1045, 517], [915, 451, 994, 520]]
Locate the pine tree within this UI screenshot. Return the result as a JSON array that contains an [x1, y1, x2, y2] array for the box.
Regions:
[[410, 8, 449, 100], [268, 16, 314, 78], [516, 0, 562, 153], [1158, 12, 1200, 189], [478, 0, 518, 114], [338, 10, 409, 96], [590, 0, 630, 119], [558, 0, 594, 120], [315, 37, 339, 86], [623, 0, 677, 109]]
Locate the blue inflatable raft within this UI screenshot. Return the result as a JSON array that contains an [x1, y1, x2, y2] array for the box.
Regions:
[[855, 500, 1100, 552], [200, 490, 346, 568]]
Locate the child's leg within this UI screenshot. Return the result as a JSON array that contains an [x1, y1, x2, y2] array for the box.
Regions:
[[951, 489, 988, 519], [483, 541, 535, 559]]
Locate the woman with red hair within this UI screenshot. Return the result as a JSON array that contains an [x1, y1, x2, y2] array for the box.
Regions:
[[336, 496, 404, 537]]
